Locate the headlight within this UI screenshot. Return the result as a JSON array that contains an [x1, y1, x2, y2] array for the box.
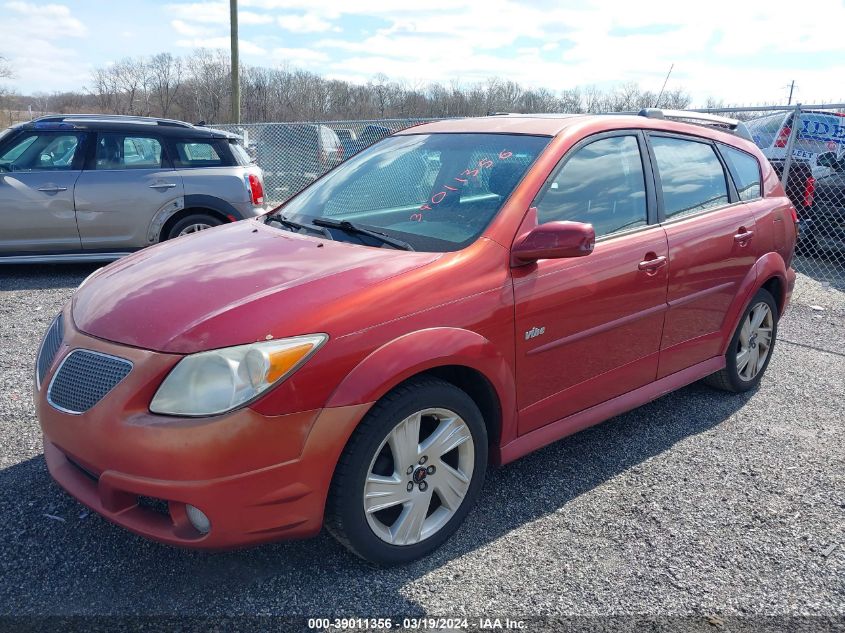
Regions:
[[149, 334, 327, 416]]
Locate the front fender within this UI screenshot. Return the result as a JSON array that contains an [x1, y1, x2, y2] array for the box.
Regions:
[[325, 327, 516, 433], [720, 252, 789, 355]]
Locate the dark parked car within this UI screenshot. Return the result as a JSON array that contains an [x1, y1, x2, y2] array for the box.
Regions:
[[800, 153, 845, 258]]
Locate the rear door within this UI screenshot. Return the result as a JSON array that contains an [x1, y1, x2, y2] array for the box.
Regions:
[[0, 130, 87, 254], [74, 132, 183, 250], [647, 133, 758, 378], [513, 132, 669, 434]]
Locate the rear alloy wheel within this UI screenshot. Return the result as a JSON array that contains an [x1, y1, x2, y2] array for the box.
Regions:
[[326, 378, 487, 565], [705, 288, 778, 392], [167, 213, 223, 240]]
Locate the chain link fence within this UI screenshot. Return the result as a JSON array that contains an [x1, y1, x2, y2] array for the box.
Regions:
[[215, 118, 437, 203], [693, 103, 845, 294], [216, 107, 845, 295]]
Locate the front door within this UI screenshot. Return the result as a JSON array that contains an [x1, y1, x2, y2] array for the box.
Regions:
[[74, 132, 183, 250], [513, 132, 669, 435], [0, 130, 87, 254]]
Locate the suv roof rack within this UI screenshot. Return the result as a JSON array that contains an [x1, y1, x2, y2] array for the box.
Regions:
[[34, 114, 195, 128], [636, 108, 753, 141]]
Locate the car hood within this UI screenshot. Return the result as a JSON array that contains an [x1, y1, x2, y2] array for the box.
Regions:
[[72, 220, 440, 353]]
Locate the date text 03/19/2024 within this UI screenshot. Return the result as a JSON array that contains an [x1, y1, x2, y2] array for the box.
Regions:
[[307, 617, 527, 630]]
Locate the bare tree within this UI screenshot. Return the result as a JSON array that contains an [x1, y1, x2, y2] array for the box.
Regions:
[[0, 55, 12, 80], [149, 53, 182, 118]]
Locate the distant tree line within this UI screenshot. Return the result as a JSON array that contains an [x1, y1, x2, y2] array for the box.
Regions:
[[0, 49, 700, 125]]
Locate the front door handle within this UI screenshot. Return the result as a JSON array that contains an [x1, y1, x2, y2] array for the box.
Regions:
[[734, 228, 754, 245], [149, 182, 177, 190], [638, 255, 667, 272], [36, 185, 68, 193]]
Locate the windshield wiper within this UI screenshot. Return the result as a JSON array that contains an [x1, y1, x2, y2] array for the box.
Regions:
[[265, 214, 331, 238], [312, 218, 415, 251]]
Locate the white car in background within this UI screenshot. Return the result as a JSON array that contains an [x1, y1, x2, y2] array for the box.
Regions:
[[746, 109, 845, 179]]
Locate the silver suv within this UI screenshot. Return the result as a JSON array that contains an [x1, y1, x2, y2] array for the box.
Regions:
[[0, 115, 267, 263]]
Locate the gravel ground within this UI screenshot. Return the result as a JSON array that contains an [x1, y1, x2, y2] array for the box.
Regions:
[[0, 265, 843, 631]]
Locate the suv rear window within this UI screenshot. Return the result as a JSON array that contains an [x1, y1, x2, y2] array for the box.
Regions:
[[650, 136, 729, 218]]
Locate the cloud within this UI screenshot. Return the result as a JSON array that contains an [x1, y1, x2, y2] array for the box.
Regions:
[[277, 13, 338, 33], [165, 2, 273, 25], [271, 47, 330, 67], [3, 1, 87, 36], [171, 19, 215, 38]]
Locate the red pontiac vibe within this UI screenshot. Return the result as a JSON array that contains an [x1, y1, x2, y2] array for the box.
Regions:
[[35, 111, 797, 564]]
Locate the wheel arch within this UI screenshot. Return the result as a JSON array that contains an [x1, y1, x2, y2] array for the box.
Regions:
[[720, 252, 788, 355], [325, 328, 516, 460], [159, 207, 229, 241]]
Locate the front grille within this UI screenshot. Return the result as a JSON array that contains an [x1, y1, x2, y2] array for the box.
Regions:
[[48, 350, 132, 414], [36, 314, 64, 387]]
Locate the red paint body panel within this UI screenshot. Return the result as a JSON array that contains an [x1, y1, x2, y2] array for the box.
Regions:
[[36, 114, 798, 550]]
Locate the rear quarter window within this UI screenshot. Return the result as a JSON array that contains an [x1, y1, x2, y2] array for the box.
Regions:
[[719, 144, 762, 201], [173, 140, 228, 168]]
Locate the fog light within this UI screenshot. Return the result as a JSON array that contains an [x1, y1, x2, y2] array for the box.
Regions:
[[185, 504, 211, 534]]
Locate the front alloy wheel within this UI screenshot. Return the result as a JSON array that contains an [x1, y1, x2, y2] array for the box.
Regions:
[[326, 378, 487, 565], [364, 408, 475, 546]]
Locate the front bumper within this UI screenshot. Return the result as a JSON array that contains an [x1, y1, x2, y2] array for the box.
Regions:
[[36, 309, 370, 549]]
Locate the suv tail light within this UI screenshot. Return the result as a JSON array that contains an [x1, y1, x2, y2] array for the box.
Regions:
[[774, 126, 791, 148], [247, 174, 264, 206], [803, 177, 815, 208]]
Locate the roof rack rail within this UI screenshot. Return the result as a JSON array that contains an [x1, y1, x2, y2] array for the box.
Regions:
[[34, 114, 195, 128], [636, 108, 753, 141]]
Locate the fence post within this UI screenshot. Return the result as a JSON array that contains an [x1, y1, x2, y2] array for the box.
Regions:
[[779, 103, 803, 189]]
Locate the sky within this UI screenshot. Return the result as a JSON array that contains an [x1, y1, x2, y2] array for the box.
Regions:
[[0, 0, 843, 106]]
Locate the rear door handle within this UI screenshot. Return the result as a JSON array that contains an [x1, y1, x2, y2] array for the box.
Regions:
[[149, 182, 177, 190], [734, 229, 754, 244], [638, 255, 667, 272], [36, 185, 68, 193]]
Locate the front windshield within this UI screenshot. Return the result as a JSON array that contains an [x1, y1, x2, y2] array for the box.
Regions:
[[276, 132, 551, 252]]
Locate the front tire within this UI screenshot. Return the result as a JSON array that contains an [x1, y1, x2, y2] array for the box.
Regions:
[[325, 377, 488, 565], [705, 288, 778, 392]]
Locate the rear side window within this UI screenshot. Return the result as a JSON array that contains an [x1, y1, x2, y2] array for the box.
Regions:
[[95, 134, 163, 170], [719, 144, 761, 201], [173, 141, 225, 168], [650, 136, 729, 219], [535, 135, 647, 237]]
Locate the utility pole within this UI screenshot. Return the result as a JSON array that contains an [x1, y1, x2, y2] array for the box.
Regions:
[[230, 0, 240, 123], [787, 80, 795, 106]]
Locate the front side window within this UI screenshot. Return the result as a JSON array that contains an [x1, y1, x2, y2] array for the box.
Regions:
[[651, 136, 729, 219], [719, 144, 761, 201], [0, 133, 82, 172], [277, 133, 551, 252], [534, 135, 647, 237], [95, 134, 163, 170]]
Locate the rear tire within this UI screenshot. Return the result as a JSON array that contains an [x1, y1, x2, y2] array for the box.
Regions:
[[166, 213, 222, 240], [325, 377, 487, 565], [705, 288, 778, 392]]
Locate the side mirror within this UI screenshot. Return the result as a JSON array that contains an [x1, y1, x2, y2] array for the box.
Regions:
[[511, 221, 595, 265]]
